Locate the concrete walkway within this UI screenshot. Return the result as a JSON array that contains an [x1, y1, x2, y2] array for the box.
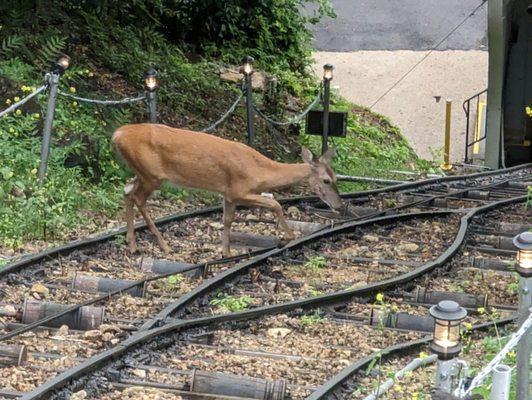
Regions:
[[310, 0, 489, 162]]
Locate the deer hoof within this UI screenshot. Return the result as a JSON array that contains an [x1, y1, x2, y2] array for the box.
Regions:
[[160, 243, 172, 254], [128, 242, 139, 254]]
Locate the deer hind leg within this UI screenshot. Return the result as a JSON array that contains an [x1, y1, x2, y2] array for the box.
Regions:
[[124, 177, 139, 253], [222, 198, 236, 257], [134, 179, 171, 253], [238, 194, 295, 241]]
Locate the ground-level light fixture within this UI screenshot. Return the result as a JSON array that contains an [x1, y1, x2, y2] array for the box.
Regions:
[[241, 56, 254, 76], [323, 64, 334, 81], [52, 54, 71, 75], [429, 300, 467, 360], [513, 231, 532, 278], [145, 69, 158, 92]]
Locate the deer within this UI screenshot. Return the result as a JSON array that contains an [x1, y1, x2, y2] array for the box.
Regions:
[[112, 123, 344, 257]]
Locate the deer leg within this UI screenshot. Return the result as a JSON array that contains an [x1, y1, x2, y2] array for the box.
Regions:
[[124, 177, 139, 253], [222, 198, 236, 257], [134, 180, 171, 254], [238, 194, 295, 241]]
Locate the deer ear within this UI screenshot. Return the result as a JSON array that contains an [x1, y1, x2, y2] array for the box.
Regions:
[[301, 147, 315, 164], [319, 147, 336, 165]]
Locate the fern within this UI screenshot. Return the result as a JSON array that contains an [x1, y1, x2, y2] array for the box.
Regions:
[[0, 35, 25, 57], [34, 36, 66, 70]]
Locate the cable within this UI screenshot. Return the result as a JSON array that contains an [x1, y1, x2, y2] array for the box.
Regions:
[[370, 0, 488, 109]]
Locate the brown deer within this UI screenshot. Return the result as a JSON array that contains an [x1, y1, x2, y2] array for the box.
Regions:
[[112, 123, 344, 256]]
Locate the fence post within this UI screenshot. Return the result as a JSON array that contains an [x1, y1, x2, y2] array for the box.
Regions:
[[241, 56, 255, 147], [145, 69, 158, 123], [322, 64, 333, 155], [441, 99, 453, 171], [490, 364, 511, 400], [38, 55, 70, 185]]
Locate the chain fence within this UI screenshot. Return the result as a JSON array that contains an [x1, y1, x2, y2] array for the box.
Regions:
[[57, 90, 146, 105], [0, 83, 48, 118], [253, 91, 321, 127], [201, 92, 244, 132], [459, 310, 532, 397]]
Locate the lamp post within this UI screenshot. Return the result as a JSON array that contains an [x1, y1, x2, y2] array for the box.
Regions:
[[322, 63, 333, 155], [429, 300, 467, 393], [513, 232, 532, 400], [145, 69, 158, 123], [241, 56, 255, 147], [440, 99, 453, 171], [38, 54, 71, 185]]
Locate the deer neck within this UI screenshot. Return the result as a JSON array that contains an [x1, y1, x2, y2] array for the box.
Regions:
[[264, 162, 312, 190]]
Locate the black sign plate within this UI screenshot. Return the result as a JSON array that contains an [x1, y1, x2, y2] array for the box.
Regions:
[[306, 110, 347, 137]]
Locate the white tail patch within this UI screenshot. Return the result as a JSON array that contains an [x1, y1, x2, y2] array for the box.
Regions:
[[124, 177, 138, 195], [261, 192, 274, 199]]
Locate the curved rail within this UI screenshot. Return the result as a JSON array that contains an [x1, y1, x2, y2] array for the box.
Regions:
[[2, 163, 530, 277], [20, 194, 527, 400]]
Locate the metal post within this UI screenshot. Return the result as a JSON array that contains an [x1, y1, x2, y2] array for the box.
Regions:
[[491, 364, 512, 400], [464, 100, 470, 164], [148, 91, 157, 123], [38, 73, 60, 186], [441, 99, 453, 170], [435, 358, 456, 393], [517, 276, 531, 400], [322, 77, 331, 155], [245, 73, 255, 147]]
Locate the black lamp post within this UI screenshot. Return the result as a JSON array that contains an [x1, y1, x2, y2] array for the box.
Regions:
[[430, 300, 467, 393], [322, 64, 333, 154], [241, 56, 255, 147], [145, 69, 158, 123]]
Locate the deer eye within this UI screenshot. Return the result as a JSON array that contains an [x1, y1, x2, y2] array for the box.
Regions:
[[323, 178, 331, 184]]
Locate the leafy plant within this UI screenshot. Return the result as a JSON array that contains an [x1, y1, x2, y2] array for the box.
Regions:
[[304, 255, 326, 271], [300, 310, 324, 325], [209, 294, 252, 312]]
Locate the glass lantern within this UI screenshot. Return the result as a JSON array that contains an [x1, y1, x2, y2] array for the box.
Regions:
[[429, 300, 467, 360], [514, 232, 532, 277], [145, 69, 158, 92], [323, 64, 334, 81], [241, 56, 254, 76]]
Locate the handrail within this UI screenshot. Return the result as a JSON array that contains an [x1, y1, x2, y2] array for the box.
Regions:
[[463, 88, 488, 164]]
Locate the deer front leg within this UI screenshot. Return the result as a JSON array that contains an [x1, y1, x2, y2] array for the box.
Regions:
[[238, 194, 295, 242], [222, 198, 236, 257]]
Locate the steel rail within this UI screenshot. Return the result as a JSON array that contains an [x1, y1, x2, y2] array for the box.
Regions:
[[20, 195, 527, 400], [2, 163, 530, 278], [308, 316, 517, 400]]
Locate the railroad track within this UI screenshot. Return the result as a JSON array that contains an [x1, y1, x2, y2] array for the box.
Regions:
[[0, 164, 530, 399]]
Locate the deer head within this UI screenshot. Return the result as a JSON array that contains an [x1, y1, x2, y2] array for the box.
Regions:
[[301, 147, 344, 211]]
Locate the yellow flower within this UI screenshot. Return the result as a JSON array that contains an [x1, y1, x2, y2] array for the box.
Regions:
[[477, 307, 485, 315], [376, 293, 384, 302], [88, 72, 94, 77], [102, 121, 107, 126], [33, 113, 40, 119], [8, 127, 15, 133], [13, 96, 20, 102], [15, 109, 21, 116], [31, 168, 37, 174], [84, 69, 90, 74], [69, 87, 76, 93], [31, 86, 36, 92], [412, 393, 419, 400], [21, 85, 29, 92], [464, 322, 473, 331], [72, 101, 78, 107], [5, 99, 11, 105], [418, 351, 428, 360], [526, 106, 532, 117]]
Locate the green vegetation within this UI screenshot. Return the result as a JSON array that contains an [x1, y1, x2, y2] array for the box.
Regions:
[[304, 255, 326, 271], [300, 310, 324, 325], [209, 293, 252, 312], [0, 1, 420, 254]]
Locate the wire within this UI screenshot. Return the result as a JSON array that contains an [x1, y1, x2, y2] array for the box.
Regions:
[[369, 0, 488, 109]]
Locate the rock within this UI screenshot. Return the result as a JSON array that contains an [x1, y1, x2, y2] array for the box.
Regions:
[[362, 234, 379, 243], [83, 330, 102, 341], [287, 206, 301, 218], [70, 390, 87, 400], [219, 68, 266, 90], [57, 325, 69, 336], [209, 222, 224, 230], [102, 332, 114, 342], [245, 214, 259, 222], [31, 283, 49, 296], [398, 243, 419, 253], [131, 368, 146, 378], [99, 324, 121, 334], [267, 328, 292, 338]]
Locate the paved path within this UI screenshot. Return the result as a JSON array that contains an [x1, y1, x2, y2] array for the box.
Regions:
[[310, 0, 488, 162]]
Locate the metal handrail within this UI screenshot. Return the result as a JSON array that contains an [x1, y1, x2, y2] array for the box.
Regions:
[[463, 88, 488, 164]]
